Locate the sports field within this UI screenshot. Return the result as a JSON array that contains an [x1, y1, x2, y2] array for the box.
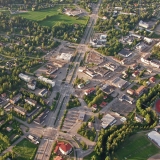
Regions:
[[12, 138, 37, 160], [114, 133, 160, 160], [16, 6, 89, 26]]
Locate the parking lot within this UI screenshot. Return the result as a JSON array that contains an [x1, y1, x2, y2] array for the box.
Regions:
[[61, 110, 79, 132], [109, 99, 135, 116]]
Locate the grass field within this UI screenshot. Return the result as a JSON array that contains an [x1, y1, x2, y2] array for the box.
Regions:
[[114, 133, 160, 160], [16, 6, 89, 27], [12, 138, 37, 160]]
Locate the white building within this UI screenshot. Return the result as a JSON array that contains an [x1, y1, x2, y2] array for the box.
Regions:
[[19, 73, 32, 82], [56, 53, 72, 61], [144, 37, 153, 44], [27, 83, 36, 90], [101, 114, 116, 128], [38, 89, 48, 97], [139, 20, 149, 29], [38, 76, 55, 87], [148, 131, 160, 147]]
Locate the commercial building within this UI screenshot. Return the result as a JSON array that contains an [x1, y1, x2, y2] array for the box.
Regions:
[[53, 60, 66, 67], [10, 93, 22, 104], [112, 77, 128, 89], [94, 67, 110, 77], [25, 98, 37, 106], [19, 73, 32, 82], [13, 106, 26, 116], [83, 69, 97, 78], [104, 62, 117, 71], [135, 86, 146, 96], [38, 89, 48, 97], [119, 94, 135, 104], [38, 76, 55, 87], [144, 37, 153, 44], [56, 53, 73, 62], [141, 56, 160, 68], [77, 112, 85, 121], [34, 110, 49, 124], [139, 20, 149, 29], [101, 84, 114, 95], [101, 114, 116, 128], [148, 131, 160, 147], [118, 49, 132, 58]]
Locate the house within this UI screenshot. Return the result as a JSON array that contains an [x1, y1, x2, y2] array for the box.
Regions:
[[101, 84, 114, 95], [0, 120, 5, 126], [135, 86, 146, 96], [10, 93, 22, 104], [92, 104, 97, 111], [100, 102, 107, 107], [13, 106, 26, 116], [88, 122, 93, 128], [132, 71, 139, 77], [59, 143, 72, 155], [39, 89, 48, 97], [127, 89, 134, 95], [131, 63, 138, 70], [25, 98, 37, 106], [6, 127, 12, 132], [1, 93, 6, 98], [84, 88, 95, 95], [149, 77, 156, 83]]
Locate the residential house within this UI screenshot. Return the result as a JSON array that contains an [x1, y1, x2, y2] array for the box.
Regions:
[[10, 93, 22, 104], [135, 86, 146, 96], [84, 88, 95, 95], [13, 106, 26, 116], [25, 98, 37, 106], [149, 77, 156, 83]]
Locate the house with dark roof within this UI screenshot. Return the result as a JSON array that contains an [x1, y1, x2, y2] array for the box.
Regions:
[[118, 49, 132, 58]]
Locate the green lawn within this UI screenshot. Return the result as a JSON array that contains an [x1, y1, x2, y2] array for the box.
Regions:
[[12, 138, 38, 160], [114, 133, 160, 160], [16, 6, 89, 26]]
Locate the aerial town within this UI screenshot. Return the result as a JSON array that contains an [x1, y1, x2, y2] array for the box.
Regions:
[[0, 0, 160, 160]]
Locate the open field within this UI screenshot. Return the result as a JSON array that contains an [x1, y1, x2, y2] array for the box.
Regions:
[[114, 133, 160, 160], [12, 138, 38, 160], [15, 6, 89, 27]]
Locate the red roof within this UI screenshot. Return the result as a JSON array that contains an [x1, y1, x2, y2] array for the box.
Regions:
[[134, 71, 139, 75], [54, 146, 59, 154], [92, 104, 97, 108], [100, 102, 107, 107], [103, 96, 107, 99], [59, 143, 72, 152], [149, 77, 156, 83], [85, 88, 95, 94]]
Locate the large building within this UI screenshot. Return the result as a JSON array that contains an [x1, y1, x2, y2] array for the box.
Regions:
[[135, 86, 146, 96], [101, 114, 116, 128], [139, 20, 149, 29], [10, 93, 22, 104], [25, 98, 37, 106], [13, 106, 26, 116], [118, 49, 132, 58], [19, 73, 32, 82], [112, 77, 128, 89], [148, 131, 160, 147], [56, 53, 73, 62], [38, 76, 55, 87], [119, 94, 135, 104]]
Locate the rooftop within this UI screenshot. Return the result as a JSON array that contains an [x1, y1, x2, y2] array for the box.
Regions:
[[148, 131, 160, 146]]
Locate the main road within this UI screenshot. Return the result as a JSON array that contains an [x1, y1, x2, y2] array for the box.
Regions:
[[35, 0, 103, 159]]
